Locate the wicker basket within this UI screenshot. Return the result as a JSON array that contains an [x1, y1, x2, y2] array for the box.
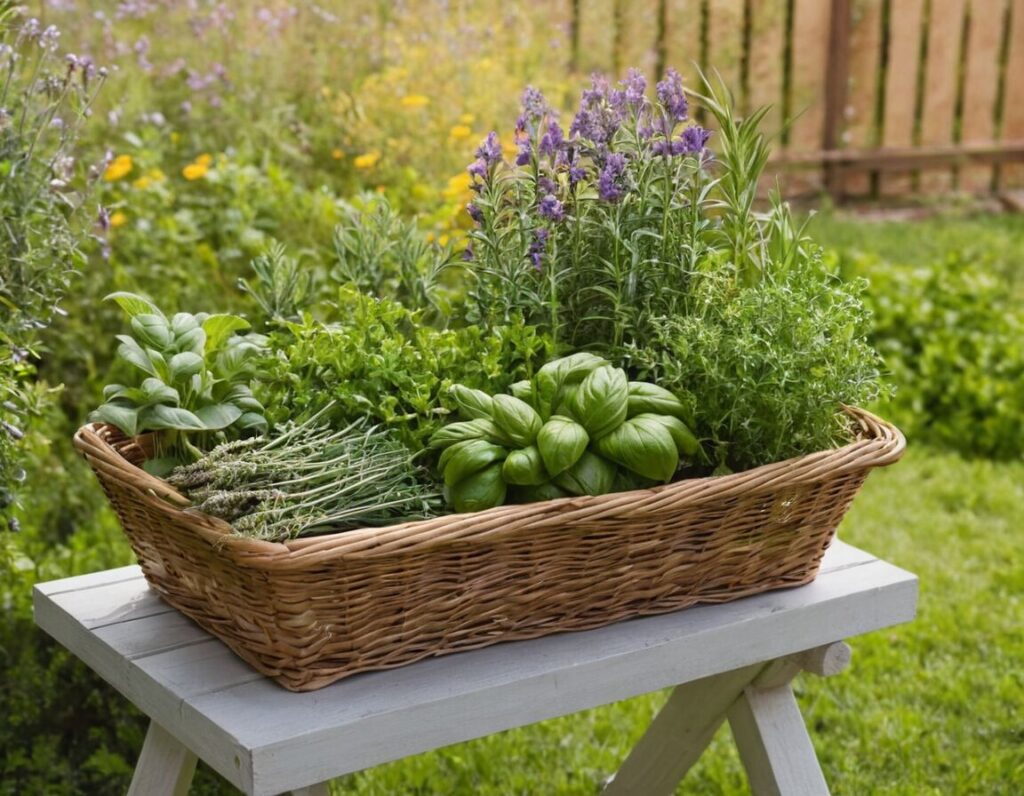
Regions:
[[74, 407, 904, 691]]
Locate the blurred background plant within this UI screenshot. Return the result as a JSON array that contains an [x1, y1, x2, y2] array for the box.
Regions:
[[0, 1, 1021, 793]]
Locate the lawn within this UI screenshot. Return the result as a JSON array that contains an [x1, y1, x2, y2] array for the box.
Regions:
[[320, 447, 1024, 795]]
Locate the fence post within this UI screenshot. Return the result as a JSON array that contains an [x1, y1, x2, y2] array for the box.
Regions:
[[823, 0, 852, 198]]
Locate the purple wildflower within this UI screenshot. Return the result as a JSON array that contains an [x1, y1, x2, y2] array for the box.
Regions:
[[515, 135, 532, 166], [517, 85, 551, 133], [538, 176, 557, 195], [570, 74, 625, 147], [621, 68, 647, 109], [539, 120, 564, 158], [538, 194, 565, 222], [528, 228, 549, 270], [680, 125, 711, 154], [467, 202, 484, 224], [462, 244, 474, 262], [656, 68, 688, 122], [598, 152, 627, 202], [475, 131, 502, 166]]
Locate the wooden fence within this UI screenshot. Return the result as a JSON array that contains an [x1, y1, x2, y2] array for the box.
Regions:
[[568, 0, 1024, 199]]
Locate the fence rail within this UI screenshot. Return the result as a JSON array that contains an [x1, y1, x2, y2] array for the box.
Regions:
[[567, 0, 1024, 199]]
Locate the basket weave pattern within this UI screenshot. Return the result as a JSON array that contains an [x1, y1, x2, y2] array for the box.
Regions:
[[74, 407, 904, 692]]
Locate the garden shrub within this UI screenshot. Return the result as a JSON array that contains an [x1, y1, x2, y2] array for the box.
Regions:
[[847, 254, 1024, 459]]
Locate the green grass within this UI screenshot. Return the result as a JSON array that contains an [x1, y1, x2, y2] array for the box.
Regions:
[[305, 448, 1023, 795]]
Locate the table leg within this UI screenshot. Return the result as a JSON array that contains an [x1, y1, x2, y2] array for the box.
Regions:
[[727, 683, 829, 795], [601, 663, 763, 795], [127, 721, 197, 796]]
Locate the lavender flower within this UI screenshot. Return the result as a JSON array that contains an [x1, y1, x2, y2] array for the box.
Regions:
[[598, 152, 627, 202], [570, 74, 625, 148], [475, 131, 502, 165], [539, 120, 564, 158], [656, 68, 688, 122], [528, 228, 549, 270], [515, 135, 532, 166], [516, 85, 550, 134], [538, 194, 565, 222], [462, 244, 474, 262], [621, 68, 647, 110], [538, 176, 557, 195], [467, 202, 483, 224], [680, 125, 711, 154]]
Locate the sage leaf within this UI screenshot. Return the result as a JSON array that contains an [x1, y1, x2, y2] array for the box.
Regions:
[[569, 365, 628, 440], [139, 405, 207, 431], [502, 445, 547, 486], [491, 394, 542, 446], [105, 291, 162, 319], [194, 403, 243, 430], [537, 415, 589, 476], [202, 314, 251, 354], [130, 314, 172, 349], [169, 351, 204, 382], [595, 414, 679, 482], [90, 403, 139, 436]]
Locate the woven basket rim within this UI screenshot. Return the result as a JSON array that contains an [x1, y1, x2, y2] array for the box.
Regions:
[[73, 406, 904, 570]]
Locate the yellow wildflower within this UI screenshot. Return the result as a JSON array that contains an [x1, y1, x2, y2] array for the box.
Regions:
[[459, 113, 475, 125], [449, 124, 472, 140], [375, 185, 387, 193], [148, 168, 167, 183], [320, 86, 332, 98], [443, 172, 472, 199], [109, 211, 128, 228], [170, 131, 180, 144], [400, 94, 430, 108], [426, 232, 436, 243], [132, 175, 152, 190], [194, 153, 213, 167], [103, 154, 133, 182], [353, 151, 381, 169], [438, 234, 449, 247], [331, 148, 343, 160], [182, 162, 210, 180]]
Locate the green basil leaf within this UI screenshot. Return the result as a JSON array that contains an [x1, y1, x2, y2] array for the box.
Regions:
[[634, 413, 701, 457], [169, 352, 204, 382], [194, 403, 243, 430], [627, 382, 694, 425], [440, 439, 508, 486], [130, 314, 173, 349], [450, 384, 494, 420], [105, 291, 163, 320], [553, 450, 617, 496], [595, 414, 679, 482], [536, 415, 589, 476], [501, 445, 547, 486], [535, 353, 607, 418], [429, 418, 504, 450], [139, 404, 207, 432], [90, 403, 139, 436], [569, 365, 628, 440], [222, 383, 264, 412], [170, 312, 199, 337], [102, 383, 129, 400], [449, 462, 507, 513], [491, 394, 542, 446], [202, 314, 250, 354], [509, 380, 533, 402]]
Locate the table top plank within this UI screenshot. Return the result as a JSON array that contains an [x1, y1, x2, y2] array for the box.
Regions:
[[33, 540, 915, 796]]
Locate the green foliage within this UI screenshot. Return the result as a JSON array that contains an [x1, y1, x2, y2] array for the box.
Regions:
[[237, 242, 313, 326], [91, 293, 267, 470], [255, 288, 549, 451], [621, 248, 885, 472], [847, 255, 1024, 459]]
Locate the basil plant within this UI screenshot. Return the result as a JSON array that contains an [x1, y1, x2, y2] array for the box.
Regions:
[[91, 292, 268, 474], [431, 354, 701, 513]]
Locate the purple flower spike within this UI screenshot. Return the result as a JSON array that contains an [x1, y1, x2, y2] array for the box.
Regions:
[[515, 136, 532, 166], [518, 86, 550, 133], [462, 244, 474, 262], [475, 132, 502, 166], [570, 73, 625, 147], [467, 203, 484, 224], [528, 228, 549, 270], [622, 68, 647, 109], [598, 152, 627, 202], [467, 158, 487, 179], [656, 68, 688, 122], [680, 125, 711, 154], [539, 120, 564, 158], [538, 194, 565, 222]]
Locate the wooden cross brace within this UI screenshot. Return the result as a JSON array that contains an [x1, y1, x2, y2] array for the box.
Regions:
[[602, 641, 853, 796]]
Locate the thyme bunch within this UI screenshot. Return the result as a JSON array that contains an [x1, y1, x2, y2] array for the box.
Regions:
[[168, 408, 443, 541]]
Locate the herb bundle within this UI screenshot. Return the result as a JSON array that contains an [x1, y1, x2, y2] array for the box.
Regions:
[[167, 410, 443, 541]]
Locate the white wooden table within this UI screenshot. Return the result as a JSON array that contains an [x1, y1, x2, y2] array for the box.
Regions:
[[33, 540, 917, 796]]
